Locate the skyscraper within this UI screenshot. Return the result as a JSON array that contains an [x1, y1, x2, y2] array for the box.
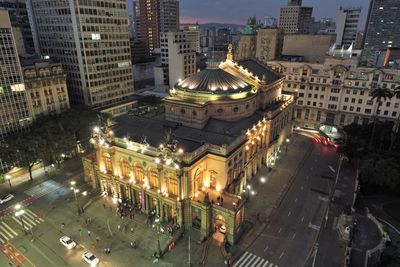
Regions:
[[0, 0, 37, 55], [362, 0, 400, 65], [160, 0, 179, 33], [336, 7, 361, 49], [278, 0, 313, 34], [0, 10, 32, 137], [137, 0, 179, 56], [31, 0, 134, 110]]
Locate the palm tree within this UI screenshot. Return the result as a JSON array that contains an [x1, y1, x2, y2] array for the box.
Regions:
[[389, 86, 400, 151], [368, 87, 393, 150]]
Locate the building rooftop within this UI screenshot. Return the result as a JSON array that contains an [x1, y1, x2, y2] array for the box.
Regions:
[[175, 68, 250, 93], [237, 59, 280, 84], [111, 111, 265, 153]]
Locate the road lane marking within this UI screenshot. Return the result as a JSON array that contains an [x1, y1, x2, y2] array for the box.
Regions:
[[264, 246, 269, 252], [249, 257, 261, 267], [328, 165, 335, 173], [295, 198, 298, 203], [261, 261, 269, 267], [279, 252, 284, 259], [292, 232, 296, 239], [0, 224, 13, 238], [234, 251, 249, 266], [287, 211, 291, 217], [301, 216, 305, 222], [2, 222, 17, 236], [308, 223, 320, 231], [278, 228, 282, 233]]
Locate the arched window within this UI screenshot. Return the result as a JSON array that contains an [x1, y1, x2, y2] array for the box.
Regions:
[[103, 154, 112, 173], [148, 168, 159, 188], [167, 173, 178, 196], [194, 168, 203, 192], [134, 164, 144, 183], [120, 159, 130, 178]]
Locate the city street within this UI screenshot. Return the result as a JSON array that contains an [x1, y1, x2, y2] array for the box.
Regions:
[[233, 133, 342, 267]]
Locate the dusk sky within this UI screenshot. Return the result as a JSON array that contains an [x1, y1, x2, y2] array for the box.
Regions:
[[128, 0, 370, 28]]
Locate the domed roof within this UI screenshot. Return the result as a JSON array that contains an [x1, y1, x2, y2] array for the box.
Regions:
[[175, 68, 251, 93]]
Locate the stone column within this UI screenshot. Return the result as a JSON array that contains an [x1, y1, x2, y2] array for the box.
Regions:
[[157, 165, 164, 190]]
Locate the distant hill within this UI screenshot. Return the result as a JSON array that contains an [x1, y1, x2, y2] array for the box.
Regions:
[[199, 23, 244, 30]]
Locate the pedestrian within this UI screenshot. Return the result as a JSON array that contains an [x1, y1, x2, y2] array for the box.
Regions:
[[103, 203, 106, 209], [107, 247, 111, 254], [117, 224, 121, 231], [96, 236, 100, 243], [130, 227, 134, 233], [87, 230, 91, 236]]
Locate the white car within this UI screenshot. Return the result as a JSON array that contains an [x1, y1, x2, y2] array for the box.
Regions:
[[83, 251, 99, 266], [0, 194, 14, 204], [219, 225, 226, 234], [59, 236, 76, 250]]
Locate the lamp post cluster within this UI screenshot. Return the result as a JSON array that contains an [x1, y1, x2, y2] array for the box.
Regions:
[[70, 181, 87, 215], [5, 175, 12, 192], [14, 204, 26, 234]]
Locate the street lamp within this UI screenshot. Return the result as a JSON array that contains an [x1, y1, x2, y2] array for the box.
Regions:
[[70, 181, 82, 215], [152, 216, 162, 258], [285, 138, 290, 152], [5, 175, 12, 192], [15, 204, 26, 234]]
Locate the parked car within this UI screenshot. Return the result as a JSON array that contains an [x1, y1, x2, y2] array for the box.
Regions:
[[219, 225, 226, 234], [59, 236, 76, 250], [0, 194, 14, 204], [83, 251, 99, 266]]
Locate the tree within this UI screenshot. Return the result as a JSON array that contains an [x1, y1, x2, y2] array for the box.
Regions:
[[0, 132, 44, 181], [369, 87, 393, 150]]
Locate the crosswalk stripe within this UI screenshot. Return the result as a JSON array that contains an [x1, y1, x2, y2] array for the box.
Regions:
[[249, 257, 262, 267], [234, 252, 250, 267], [0, 224, 14, 238], [268, 263, 274, 267], [24, 212, 40, 224], [22, 215, 36, 227], [0, 229, 9, 241], [0, 236, 4, 243], [242, 254, 257, 267], [12, 217, 29, 230], [261, 260, 270, 267], [2, 222, 17, 236]]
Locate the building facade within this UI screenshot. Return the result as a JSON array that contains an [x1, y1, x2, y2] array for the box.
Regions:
[[282, 34, 336, 63], [159, 0, 179, 33], [256, 28, 284, 62], [32, 0, 134, 110], [236, 34, 257, 61], [83, 50, 294, 244], [362, 0, 400, 66], [278, 0, 313, 34], [21, 58, 70, 119], [155, 31, 196, 88], [335, 7, 361, 49], [179, 23, 200, 53], [268, 56, 400, 130], [0, 10, 32, 138]]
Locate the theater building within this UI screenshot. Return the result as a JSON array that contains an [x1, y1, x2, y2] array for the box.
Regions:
[[83, 48, 294, 244]]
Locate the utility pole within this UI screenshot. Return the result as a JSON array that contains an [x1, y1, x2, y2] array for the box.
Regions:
[[188, 232, 191, 267]]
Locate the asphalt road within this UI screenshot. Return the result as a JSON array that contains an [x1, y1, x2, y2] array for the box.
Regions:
[[242, 137, 339, 267]]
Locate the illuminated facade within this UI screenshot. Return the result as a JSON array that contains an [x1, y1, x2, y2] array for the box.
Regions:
[[83, 48, 294, 244]]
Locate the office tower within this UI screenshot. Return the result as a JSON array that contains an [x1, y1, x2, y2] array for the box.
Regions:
[[31, 0, 134, 110], [0, 10, 32, 137], [154, 31, 196, 87], [160, 0, 179, 33], [278, 0, 313, 34], [336, 7, 361, 48], [180, 24, 200, 53], [0, 0, 36, 55], [362, 0, 400, 66]]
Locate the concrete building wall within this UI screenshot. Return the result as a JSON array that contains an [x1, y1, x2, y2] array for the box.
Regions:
[[282, 34, 336, 63], [256, 28, 284, 62], [236, 35, 256, 61]]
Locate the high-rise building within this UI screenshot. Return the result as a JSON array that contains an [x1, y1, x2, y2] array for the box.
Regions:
[[362, 0, 400, 66], [0, 0, 37, 55], [278, 0, 313, 34], [236, 35, 257, 61], [154, 31, 196, 87], [160, 0, 179, 33], [137, 0, 179, 56], [180, 24, 200, 53], [31, 0, 134, 111], [0, 10, 32, 138], [336, 7, 361, 48]]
